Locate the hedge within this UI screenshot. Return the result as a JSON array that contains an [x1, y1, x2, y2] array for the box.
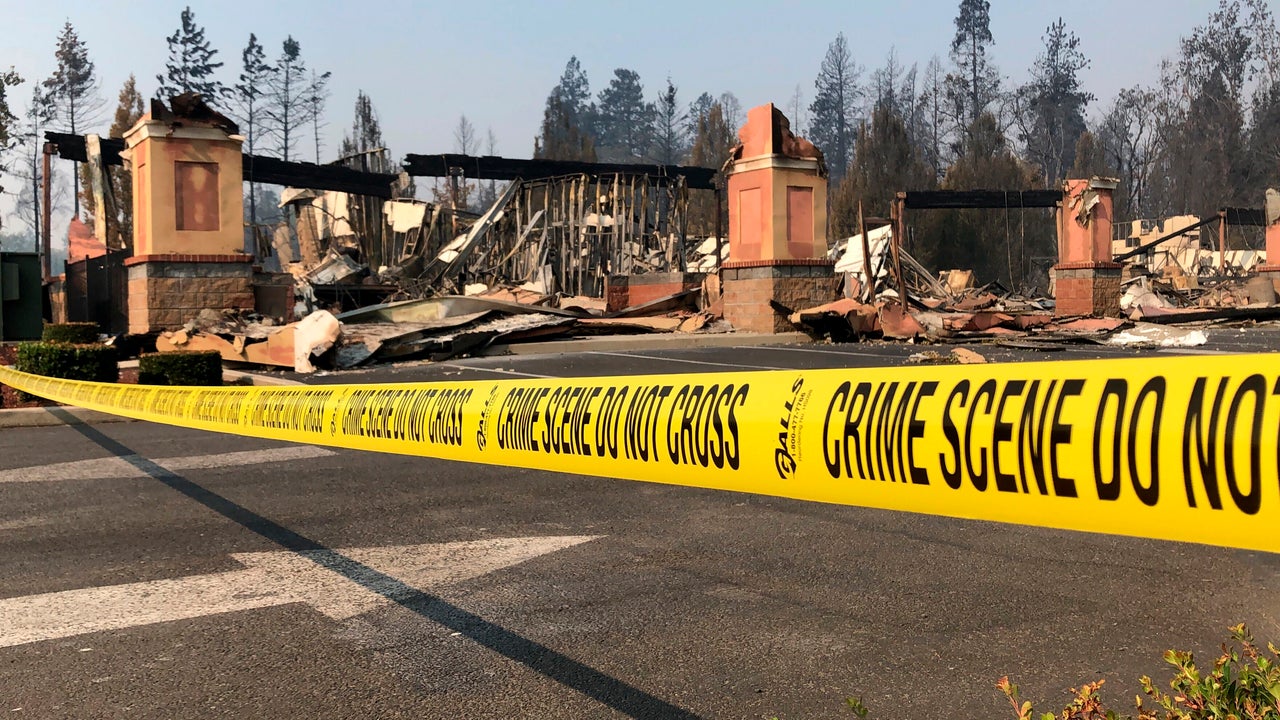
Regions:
[[41, 322, 100, 344], [15, 342, 118, 385], [138, 351, 223, 386]]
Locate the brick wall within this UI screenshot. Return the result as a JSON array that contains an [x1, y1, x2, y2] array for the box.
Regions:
[[605, 273, 704, 312], [1054, 264, 1122, 317], [127, 259, 255, 334], [722, 261, 838, 333]]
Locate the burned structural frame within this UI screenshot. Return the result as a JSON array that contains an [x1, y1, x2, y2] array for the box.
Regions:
[[45, 135, 720, 296]]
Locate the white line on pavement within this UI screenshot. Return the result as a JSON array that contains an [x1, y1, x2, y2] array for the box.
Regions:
[[437, 363, 555, 378], [586, 351, 787, 371], [730, 345, 901, 359], [0, 446, 336, 484]]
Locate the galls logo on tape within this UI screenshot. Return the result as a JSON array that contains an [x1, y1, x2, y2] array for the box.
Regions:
[[775, 377, 811, 479]]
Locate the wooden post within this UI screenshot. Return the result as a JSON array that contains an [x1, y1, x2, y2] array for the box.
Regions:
[[890, 194, 908, 306], [41, 143, 53, 281], [858, 200, 873, 302], [1218, 209, 1227, 275]]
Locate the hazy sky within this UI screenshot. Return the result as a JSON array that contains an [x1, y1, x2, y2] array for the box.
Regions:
[[4, 0, 1229, 167]]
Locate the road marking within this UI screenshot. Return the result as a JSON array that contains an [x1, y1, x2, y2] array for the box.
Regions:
[[437, 363, 555, 378], [0, 446, 336, 484], [0, 535, 599, 648], [731, 344, 903, 359], [587, 351, 787, 370]]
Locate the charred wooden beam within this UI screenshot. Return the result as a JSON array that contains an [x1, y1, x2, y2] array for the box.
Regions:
[[1221, 206, 1267, 226], [901, 189, 1060, 209], [402, 153, 717, 190], [44, 132, 400, 198]]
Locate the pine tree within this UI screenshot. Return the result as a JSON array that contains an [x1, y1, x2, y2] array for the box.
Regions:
[[942, 113, 1044, 288], [453, 114, 476, 155], [534, 57, 597, 160], [339, 90, 393, 172], [651, 77, 688, 165], [916, 56, 948, 178], [262, 36, 318, 162], [533, 94, 596, 161], [156, 6, 226, 103], [830, 104, 935, 238], [687, 102, 735, 235], [808, 32, 862, 181], [305, 69, 331, 163], [80, 75, 145, 250], [686, 92, 715, 143], [0, 67, 22, 169], [596, 68, 653, 161], [945, 0, 1000, 142], [1017, 18, 1093, 185], [43, 21, 103, 217], [229, 34, 274, 157]]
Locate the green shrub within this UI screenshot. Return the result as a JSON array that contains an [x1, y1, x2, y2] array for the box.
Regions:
[[41, 322, 100, 344], [1000, 624, 1280, 720], [15, 342, 118, 384], [138, 351, 222, 386]]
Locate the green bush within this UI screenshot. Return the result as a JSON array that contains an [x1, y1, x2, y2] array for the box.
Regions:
[[138, 351, 222, 386], [15, 342, 118, 383], [41, 322, 100, 344], [1000, 624, 1280, 720]]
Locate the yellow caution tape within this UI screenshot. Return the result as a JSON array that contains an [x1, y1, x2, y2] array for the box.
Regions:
[[3, 355, 1279, 552]]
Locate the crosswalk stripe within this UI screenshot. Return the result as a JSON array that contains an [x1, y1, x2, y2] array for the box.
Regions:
[[0, 446, 336, 483]]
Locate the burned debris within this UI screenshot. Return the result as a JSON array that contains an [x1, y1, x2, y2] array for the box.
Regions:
[[34, 99, 1280, 373]]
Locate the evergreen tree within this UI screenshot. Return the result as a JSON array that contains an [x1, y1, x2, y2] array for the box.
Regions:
[[945, 0, 1000, 143], [915, 56, 948, 178], [651, 77, 688, 165], [229, 34, 274, 157], [80, 75, 145, 250], [1068, 130, 1114, 179], [533, 94, 596, 161], [305, 69, 331, 163], [0, 67, 22, 171], [43, 21, 104, 217], [555, 57, 591, 120], [687, 102, 735, 235], [595, 68, 653, 161], [686, 92, 715, 140], [262, 36, 319, 162], [535, 57, 597, 160], [1018, 18, 1093, 184], [453, 114, 476, 155], [156, 7, 226, 103], [940, 113, 1044, 288], [1096, 86, 1160, 219], [719, 92, 744, 132], [829, 104, 935, 239], [339, 90, 393, 172], [231, 34, 276, 225], [808, 32, 862, 181], [12, 83, 54, 240]]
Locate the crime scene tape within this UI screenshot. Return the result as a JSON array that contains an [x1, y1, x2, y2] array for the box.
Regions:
[[2, 355, 1279, 553]]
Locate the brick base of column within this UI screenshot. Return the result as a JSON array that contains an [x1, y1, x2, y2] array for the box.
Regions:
[[1053, 262, 1122, 317], [722, 259, 838, 333], [605, 272, 704, 312], [126, 254, 255, 334]]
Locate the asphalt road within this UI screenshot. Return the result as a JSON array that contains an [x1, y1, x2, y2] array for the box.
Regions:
[[3, 340, 1280, 718]]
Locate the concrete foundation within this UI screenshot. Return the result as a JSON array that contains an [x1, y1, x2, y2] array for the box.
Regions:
[[126, 254, 255, 334], [605, 272, 704, 312], [722, 260, 838, 333]]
